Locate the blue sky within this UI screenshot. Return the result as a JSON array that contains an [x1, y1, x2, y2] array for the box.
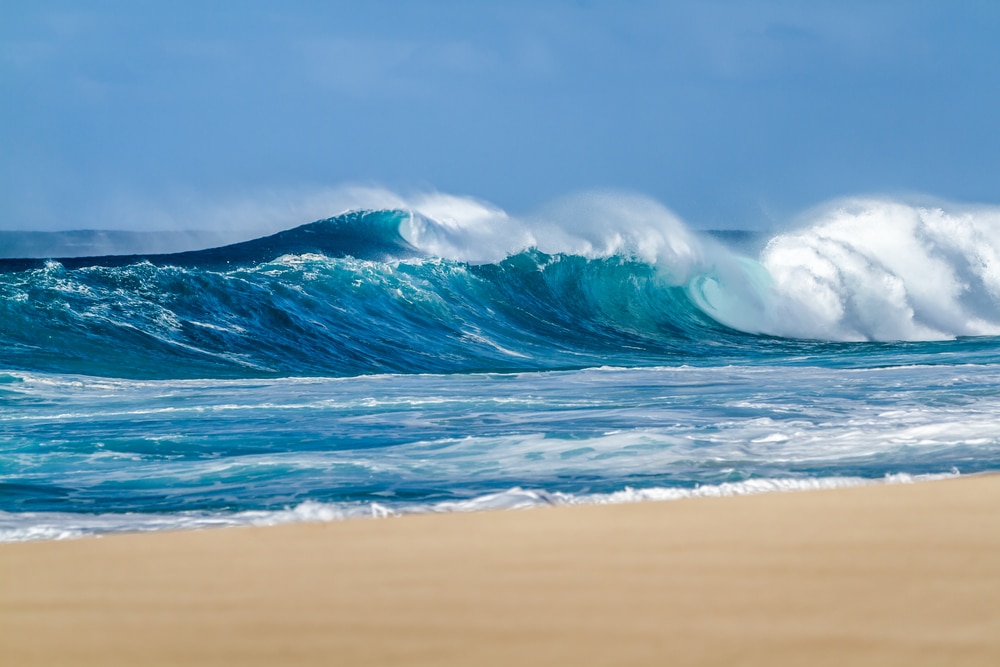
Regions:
[[3, 1, 1000, 231]]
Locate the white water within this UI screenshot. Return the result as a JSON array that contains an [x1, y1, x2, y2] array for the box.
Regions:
[[399, 191, 1000, 342]]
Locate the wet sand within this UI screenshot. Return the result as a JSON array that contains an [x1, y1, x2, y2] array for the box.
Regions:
[[2, 474, 1000, 666]]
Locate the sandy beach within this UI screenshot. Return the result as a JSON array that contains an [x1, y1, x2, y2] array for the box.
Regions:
[[2, 474, 999, 666]]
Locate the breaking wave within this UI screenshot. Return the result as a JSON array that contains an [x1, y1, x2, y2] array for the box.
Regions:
[[2, 192, 1000, 379]]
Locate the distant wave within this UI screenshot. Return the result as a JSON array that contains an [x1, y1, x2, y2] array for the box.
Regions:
[[2, 193, 1000, 379], [0, 209, 416, 272], [0, 229, 233, 260]]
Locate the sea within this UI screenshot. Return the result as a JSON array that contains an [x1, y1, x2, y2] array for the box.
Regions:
[[3, 192, 1000, 541]]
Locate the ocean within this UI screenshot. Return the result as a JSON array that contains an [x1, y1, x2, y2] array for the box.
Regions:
[[3, 193, 1000, 541]]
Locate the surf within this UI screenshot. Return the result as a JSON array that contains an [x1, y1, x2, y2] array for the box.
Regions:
[[4, 191, 1000, 540]]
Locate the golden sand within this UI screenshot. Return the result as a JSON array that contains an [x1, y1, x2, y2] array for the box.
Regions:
[[3, 474, 1000, 666]]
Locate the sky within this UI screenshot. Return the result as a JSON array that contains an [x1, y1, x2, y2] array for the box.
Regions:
[[3, 0, 1000, 233]]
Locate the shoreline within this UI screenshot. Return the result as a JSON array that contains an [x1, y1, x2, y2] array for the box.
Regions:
[[3, 473, 1000, 665], [0, 471, 963, 543]]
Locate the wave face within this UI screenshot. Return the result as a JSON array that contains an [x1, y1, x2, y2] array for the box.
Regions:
[[3, 192, 1000, 540]]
